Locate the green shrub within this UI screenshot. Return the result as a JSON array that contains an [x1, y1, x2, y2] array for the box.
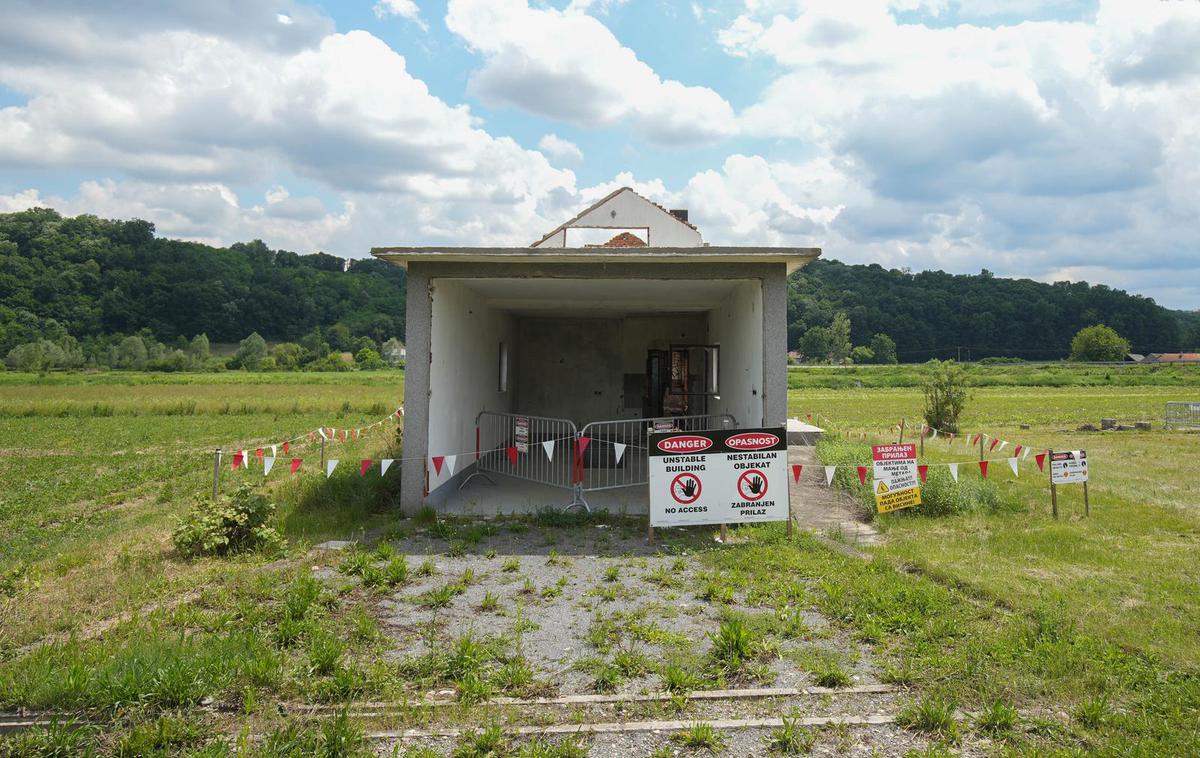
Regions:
[[921, 359, 969, 433], [172, 485, 283, 557]]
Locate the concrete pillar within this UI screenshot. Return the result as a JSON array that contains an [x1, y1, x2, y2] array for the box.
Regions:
[[401, 264, 432, 514], [761, 264, 789, 428]]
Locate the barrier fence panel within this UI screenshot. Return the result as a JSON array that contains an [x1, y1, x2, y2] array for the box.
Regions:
[[472, 411, 578, 490], [577, 414, 738, 492], [1165, 401, 1200, 430]]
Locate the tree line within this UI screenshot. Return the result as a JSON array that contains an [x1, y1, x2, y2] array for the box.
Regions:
[[0, 208, 406, 371], [787, 259, 1196, 362], [1, 207, 1195, 371]]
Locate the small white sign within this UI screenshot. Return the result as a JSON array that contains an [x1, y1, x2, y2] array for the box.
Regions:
[[514, 415, 530, 454], [1050, 450, 1088, 485]]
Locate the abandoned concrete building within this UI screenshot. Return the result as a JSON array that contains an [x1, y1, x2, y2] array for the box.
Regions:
[[373, 187, 820, 513]]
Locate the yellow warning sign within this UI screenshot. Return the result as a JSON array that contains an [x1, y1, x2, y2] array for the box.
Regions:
[[876, 485, 921, 513], [876, 480, 889, 494]]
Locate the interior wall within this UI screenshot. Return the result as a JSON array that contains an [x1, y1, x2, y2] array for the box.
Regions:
[[707, 280, 764, 426], [514, 315, 706, 424], [427, 279, 515, 493]]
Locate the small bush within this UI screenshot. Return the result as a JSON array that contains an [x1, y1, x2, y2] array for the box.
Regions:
[[672, 722, 726, 751], [172, 485, 282, 557], [921, 359, 969, 433], [768, 715, 815, 754]]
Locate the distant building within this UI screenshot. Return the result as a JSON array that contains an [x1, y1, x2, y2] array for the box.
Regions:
[[1143, 353, 1200, 364], [1125, 354, 1145, 363]]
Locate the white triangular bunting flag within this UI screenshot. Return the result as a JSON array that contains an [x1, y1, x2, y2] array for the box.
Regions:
[[998, 441, 1008, 452], [326, 459, 338, 478], [1022, 447, 1031, 460], [444, 454, 457, 477], [1008, 457, 1019, 476], [270, 445, 277, 458], [613, 442, 626, 464], [930, 428, 938, 438], [824, 466, 836, 486], [948, 463, 959, 482], [242, 450, 249, 467], [263, 456, 275, 476], [380, 458, 394, 476], [542, 440, 555, 462], [317, 427, 327, 440]]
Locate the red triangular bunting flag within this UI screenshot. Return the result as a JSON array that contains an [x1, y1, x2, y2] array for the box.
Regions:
[[979, 460, 989, 478], [918, 464, 929, 482], [432, 455, 445, 476], [338, 430, 345, 442], [1035, 452, 1047, 472], [989, 438, 1000, 452], [256, 448, 264, 463], [360, 459, 372, 477], [576, 436, 591, 456], [792, 464, 803, 483], [308, 432, 315, 441], [290, 458, 302, 474], [856, 466, 868, 485], [283, 441, 290, 454], [352, 429, 358, 440], [231, 451, 244, 470], [506, 446, 518, 466], [1014, 445, 1023, 457], [395, 409, 402, 418]]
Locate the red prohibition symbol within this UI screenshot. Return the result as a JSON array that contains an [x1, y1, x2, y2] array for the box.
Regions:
[[737, 469, 768, 501], [670, 472, 702, 504]]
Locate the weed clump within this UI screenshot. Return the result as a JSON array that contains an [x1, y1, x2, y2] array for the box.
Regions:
[[173, 484, 283, 557]]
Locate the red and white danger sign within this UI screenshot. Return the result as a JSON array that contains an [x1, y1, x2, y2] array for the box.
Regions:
[[648, 427, 788, 527]]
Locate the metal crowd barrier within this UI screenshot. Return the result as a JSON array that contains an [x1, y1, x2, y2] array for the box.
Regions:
[[464, 410, 737, 512], [1165, 401, 1200, 430], [469, 411, 579, 490], [577, 414, 737, 493]]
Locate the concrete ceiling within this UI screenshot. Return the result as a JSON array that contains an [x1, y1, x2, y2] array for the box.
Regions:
[[441, 277, 750, 316]]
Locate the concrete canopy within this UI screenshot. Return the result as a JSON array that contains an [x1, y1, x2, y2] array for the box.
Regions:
[[371, 246, 820, 274], [439, 277, 753, 316]]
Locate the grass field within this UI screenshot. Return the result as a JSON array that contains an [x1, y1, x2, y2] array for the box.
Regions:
[[0, 371, 406, 652], [1, 366, 1198, 755]]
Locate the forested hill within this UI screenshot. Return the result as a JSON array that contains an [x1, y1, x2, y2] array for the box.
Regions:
[[788, 259, 1193, 361], [0, 208, 1193, 363], [0, 208, 406, 356]]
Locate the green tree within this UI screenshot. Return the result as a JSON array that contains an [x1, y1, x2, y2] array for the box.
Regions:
[[112, 335, 148, 369], [270, 342, 306, 370], [798, 327, 832, 362], [355, 347, 384, 369], [869, 333, 898, 364], [850, 345, 874, 364], [187, 333, 210, 361], [235, 332, 268, 370], [1069, 324, 1130, 362], [828, 312, 852, 364], [922, 359, 969, 433]]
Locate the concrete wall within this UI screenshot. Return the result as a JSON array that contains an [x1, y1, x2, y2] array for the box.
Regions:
[[707, 281, 764, 426], [425, 279, 516, 495], [513, 315, 706, 424], [401, 261, 789, 511]]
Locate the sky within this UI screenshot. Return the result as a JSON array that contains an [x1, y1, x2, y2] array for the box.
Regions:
[[0, 0, 1197, 308]]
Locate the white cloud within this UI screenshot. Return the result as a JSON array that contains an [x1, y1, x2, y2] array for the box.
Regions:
[[373, 0, 428, 30], [706, 0, 1200, 306], [537, 134, 584, 163], [446, 0, 736, 144]]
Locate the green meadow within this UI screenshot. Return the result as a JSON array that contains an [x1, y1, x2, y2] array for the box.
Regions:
[[0, 365, 1197, 755]]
